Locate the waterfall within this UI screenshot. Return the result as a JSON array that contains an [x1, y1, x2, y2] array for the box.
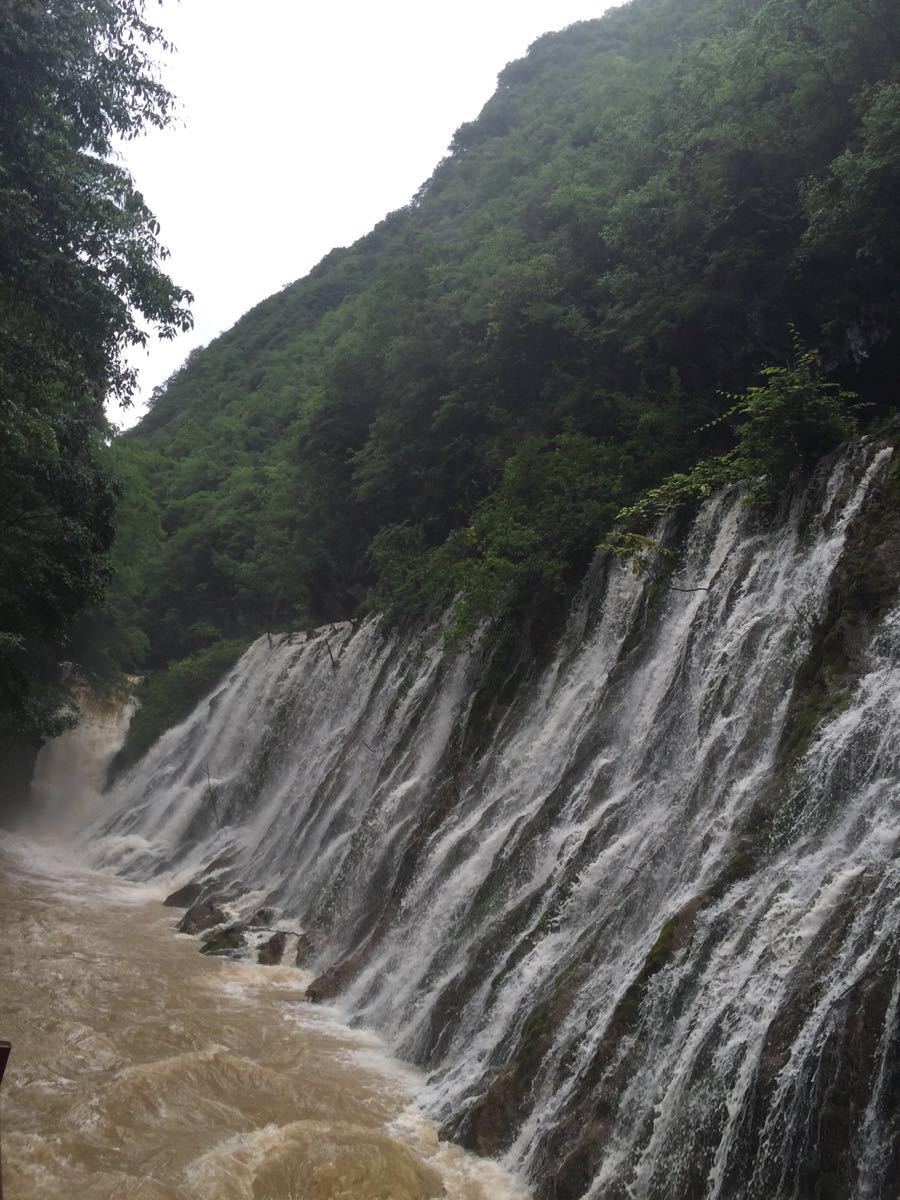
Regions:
[[28, 681, 135, 835], [86, 443, 900, 1200]]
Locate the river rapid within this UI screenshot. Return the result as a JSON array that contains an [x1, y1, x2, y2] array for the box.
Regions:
[[0, 836, 528, 1200]]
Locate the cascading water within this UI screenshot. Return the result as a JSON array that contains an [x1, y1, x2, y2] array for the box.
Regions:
[[87, 442, 900, 1200], [28, 681, 135, 833]]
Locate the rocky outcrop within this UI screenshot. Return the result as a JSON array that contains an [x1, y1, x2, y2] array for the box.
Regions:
[[164, 851, 238, 910], [257, 931, 287, 965], [294, 932, 315, 967], [163, 879, 204, 908]]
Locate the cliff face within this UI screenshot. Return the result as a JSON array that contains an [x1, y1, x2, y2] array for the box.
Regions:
[[88, 441, 900, 1199]]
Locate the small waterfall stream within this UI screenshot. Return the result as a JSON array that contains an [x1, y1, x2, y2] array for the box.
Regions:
[[29, 682, 135, 833], [85, 443, 900, 1199]]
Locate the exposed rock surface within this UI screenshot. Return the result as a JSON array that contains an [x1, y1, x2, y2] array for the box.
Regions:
[[248, 907, 276, 927], [164, 852, 238, 909], [200, 923, 246, 956], [163, 879, 204, 908], [178, 900, 227, 935], [257, 930, 287, 965], [295, 932, 315, 967]]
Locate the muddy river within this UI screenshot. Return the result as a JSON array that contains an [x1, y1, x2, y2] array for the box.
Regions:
[[0, 837, 527, 1200]]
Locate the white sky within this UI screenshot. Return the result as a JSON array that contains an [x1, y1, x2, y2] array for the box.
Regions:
[[116, 0, 616, 429]]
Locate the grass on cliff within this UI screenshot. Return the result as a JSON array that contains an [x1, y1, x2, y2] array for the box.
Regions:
[[115, 639, 250, 775]]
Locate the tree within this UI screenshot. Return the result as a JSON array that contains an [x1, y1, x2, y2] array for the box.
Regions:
[[614, 339, 860, 532], [0, 0, 192, 749]]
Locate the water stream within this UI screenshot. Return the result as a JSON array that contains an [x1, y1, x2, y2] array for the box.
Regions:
[[0, 838, 528, 1200]]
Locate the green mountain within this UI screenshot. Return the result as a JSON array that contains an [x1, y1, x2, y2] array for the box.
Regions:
[[122, 0, 900, 682]]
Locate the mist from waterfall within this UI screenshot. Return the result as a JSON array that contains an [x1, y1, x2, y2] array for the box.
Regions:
[[28, 683, 135, 835]]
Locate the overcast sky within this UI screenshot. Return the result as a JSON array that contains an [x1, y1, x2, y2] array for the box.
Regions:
[[116, 0, 616, 428]]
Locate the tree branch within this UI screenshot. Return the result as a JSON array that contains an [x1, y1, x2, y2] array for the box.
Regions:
[[205, 763, 221, 828]]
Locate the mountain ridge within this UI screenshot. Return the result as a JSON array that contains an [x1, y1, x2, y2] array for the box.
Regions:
[[116, 0, 899, 693]]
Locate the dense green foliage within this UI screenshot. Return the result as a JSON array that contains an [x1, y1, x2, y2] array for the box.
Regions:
[[615, 339, 862, 529], [124, 0, 899, 667], [0, 1, 190, 748], [114, 638, 248, 775]]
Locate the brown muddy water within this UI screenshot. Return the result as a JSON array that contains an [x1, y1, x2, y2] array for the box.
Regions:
[[0, 837, 528, 1200]]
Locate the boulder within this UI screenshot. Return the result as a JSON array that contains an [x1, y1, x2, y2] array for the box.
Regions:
[[200, 923, 246, 955], [178, 900, 227, 934], [294, 931, 315, 967], [248, 907, 277, 928], [163, 852, 236, 910], [163, 880, 204, 908], [202, 851, 235, 875], [257, 931, 287, 965]]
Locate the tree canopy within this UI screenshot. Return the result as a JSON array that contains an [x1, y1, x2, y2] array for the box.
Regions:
[[0, 0, 191, 747]]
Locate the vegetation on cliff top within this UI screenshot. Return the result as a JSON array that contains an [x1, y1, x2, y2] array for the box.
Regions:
[[120, 0, 899, 682]]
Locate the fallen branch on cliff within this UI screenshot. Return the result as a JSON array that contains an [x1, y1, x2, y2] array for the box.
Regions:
[[790, 600, 817, 633], [205, 763, 222, 828]]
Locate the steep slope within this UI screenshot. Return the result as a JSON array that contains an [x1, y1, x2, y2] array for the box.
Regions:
[[122, 0, 900, 672]]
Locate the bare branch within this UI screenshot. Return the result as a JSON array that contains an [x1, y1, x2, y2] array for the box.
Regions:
[[205, 763, 221, 828], [791, 601, 816, 633]]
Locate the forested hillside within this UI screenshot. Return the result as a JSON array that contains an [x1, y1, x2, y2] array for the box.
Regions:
[[121, 0, 899, 709]]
